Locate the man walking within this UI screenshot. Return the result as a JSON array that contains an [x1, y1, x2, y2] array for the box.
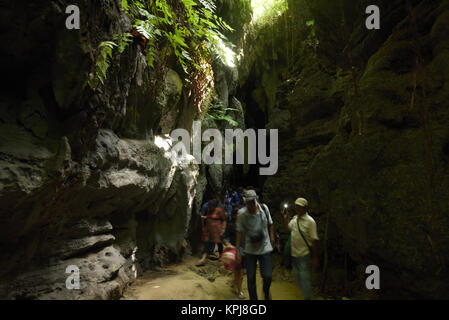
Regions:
[[281, 197, 319, 300], [236, 190, 274, 300]]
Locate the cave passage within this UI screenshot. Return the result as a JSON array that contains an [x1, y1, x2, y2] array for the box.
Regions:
[[0, 0, 448, 301]]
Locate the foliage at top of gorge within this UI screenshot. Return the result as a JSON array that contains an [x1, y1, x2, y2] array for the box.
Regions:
[[88, 0, 236, 114]]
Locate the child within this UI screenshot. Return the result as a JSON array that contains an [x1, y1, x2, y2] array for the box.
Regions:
[[221, 208, 246, 299]]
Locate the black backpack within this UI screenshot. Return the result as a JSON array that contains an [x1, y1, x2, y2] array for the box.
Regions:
[[247, 203, 271, 243]]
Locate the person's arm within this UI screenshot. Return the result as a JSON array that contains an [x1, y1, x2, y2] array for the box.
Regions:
[[310, 220, 319, 271], [200, 215, 207, 229], [235, 210, 243, 261], [222, 220, 227, 237], [263, 204, 275, 249], [221, 221, 230, 245], [236, 231, 242, 262], [264, 205, 274, 248], [222, 237, 234, 248], [200, 203, 209, 227], [281, 209, 290, 232], [311, 240, 319, 271], [221, 209, 227, 236]]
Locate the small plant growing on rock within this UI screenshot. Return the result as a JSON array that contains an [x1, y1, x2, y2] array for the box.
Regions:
[[88, 0, 235, 114]]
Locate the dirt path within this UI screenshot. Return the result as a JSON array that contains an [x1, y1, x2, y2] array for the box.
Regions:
[[122, 255, 305, 300]]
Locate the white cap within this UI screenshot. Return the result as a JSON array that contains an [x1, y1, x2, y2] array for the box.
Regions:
[[243, 190, 258, 202], [294, 198, 308, 207]]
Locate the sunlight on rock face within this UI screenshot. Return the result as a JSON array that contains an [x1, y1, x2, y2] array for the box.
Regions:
[[154, 135, 172, 152], [154, 134, 177, 162], [251, 0, 288, 23], [213, 35, 236, 68], [131, 247, 138, 279]]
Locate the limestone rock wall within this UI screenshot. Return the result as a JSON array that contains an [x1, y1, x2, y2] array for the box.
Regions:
[[252, 0, 449, 298], [0, 0, 253, 299], [0, 0, 200, 299]]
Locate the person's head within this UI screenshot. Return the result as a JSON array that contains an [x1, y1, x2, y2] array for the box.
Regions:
[[221, 247, 237, 270], [209, 198, 219, 210], [294, 197, 308, 217], [243, 190, 258, 214]]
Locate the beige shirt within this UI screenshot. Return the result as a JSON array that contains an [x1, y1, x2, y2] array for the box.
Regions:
[[288, 213, 319, 258]]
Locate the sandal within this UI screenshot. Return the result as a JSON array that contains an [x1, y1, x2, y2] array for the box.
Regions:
[[238, 291, 246, 299], [195, 260, 206, 267]]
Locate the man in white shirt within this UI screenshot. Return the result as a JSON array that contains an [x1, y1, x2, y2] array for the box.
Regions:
[[281, 197, 319, 300]]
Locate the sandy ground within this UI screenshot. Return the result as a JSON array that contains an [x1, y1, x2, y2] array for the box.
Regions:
[[122, 254, 305, 300]]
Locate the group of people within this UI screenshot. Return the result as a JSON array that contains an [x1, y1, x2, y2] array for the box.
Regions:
[[197, 187, 319, 300]]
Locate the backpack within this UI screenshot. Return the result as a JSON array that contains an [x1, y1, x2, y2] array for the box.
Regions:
[[259, 203, 271, 225], [246, 203, 271, 243]]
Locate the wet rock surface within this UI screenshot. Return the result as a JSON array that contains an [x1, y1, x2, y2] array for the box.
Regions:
[[0, 0, 251, 300], [1, 0, 448, 300], [0, 0, 200, 299], [258, 0, 449, 299]]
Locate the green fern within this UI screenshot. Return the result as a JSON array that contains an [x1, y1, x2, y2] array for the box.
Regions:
[[121, 0, 129, 13], [88, 41, 117, 89], [113, 33, 133, 53], [206, 105, 239, 127], [88, 0, 235, 96], [306, 19, 316, 37]]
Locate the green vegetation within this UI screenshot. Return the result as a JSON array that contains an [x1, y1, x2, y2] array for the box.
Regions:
[[88, 0, 235, 109], [204, 104, 239, 127], [88, 41, 116, 89], [251, 0, 288, 25], [87, 34, 132, 89], [305, 19, 319, 50], [306, 19, 315, 37]]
